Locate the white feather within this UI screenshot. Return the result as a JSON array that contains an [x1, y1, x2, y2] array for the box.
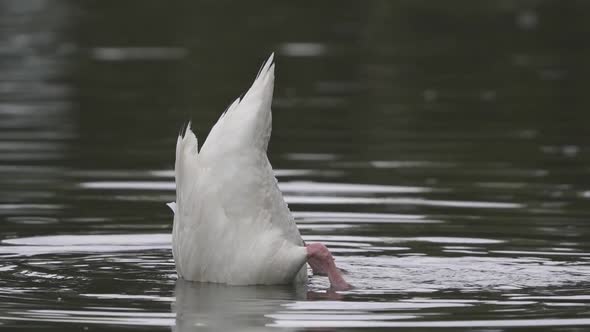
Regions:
[[169, 54, 308, 285]]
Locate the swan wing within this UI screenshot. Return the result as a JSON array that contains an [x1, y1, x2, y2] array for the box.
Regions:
[[170, 54, 306, 283], [197, 53, 302, 245]]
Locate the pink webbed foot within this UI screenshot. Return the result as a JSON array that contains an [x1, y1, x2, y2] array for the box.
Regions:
[[306, 243, 352, 291]]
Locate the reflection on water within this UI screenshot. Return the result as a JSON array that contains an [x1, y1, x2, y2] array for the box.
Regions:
[[1, 0, 590, 331], [174, 280, 304, 332]]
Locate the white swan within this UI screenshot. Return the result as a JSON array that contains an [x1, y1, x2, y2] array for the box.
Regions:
[[168, 54, 350, 290]]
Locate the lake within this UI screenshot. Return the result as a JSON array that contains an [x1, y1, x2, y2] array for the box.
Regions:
[[1, 1, 590, 331]]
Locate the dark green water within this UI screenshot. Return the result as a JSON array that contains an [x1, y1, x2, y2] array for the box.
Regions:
[[1, 1, 590, 331]]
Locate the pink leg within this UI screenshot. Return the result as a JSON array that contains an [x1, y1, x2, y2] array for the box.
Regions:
[[306, 243, 352, 291], [308, 251, 329, 276]]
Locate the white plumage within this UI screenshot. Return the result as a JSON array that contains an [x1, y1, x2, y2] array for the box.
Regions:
[[168, 54, 308, 285]]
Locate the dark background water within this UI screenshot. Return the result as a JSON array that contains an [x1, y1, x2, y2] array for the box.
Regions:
[[1, 1, 590, 331]]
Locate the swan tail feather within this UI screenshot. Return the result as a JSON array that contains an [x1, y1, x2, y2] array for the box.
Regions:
[[199, 53, 275, 158], [172, 122, 199, 214]]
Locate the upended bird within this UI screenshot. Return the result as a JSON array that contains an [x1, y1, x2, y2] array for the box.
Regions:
[[167, 54, 351, 290]]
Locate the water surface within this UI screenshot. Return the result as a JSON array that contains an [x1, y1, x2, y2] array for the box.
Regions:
[[1, 1, 590, 331]]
